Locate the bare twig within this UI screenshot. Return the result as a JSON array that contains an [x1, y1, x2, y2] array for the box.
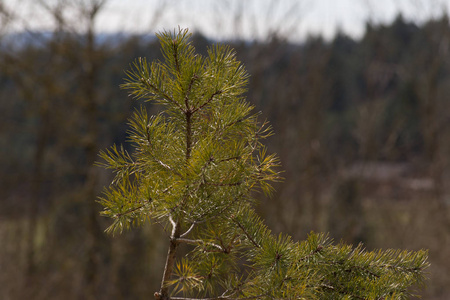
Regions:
[[180, 222, 196, 238]]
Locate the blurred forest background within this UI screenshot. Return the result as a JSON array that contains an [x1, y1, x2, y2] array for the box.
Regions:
[[1, 0, 450, 299]]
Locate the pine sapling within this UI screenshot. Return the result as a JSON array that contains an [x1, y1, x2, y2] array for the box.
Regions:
[[97, 28, 429, 300]]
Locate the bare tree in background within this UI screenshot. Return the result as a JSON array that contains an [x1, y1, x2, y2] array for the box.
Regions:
[[1, 1, 111, 298], [0, 0, 185, 298], [204, 0, 310, 41], [0, 1, 111, 299]]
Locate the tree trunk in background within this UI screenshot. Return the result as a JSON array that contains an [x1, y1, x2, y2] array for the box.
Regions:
[[80, 4, 109, 297], [26, 104, 50, 279]]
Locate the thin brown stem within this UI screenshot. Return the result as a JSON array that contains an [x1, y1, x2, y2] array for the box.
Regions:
[[192, 90, 223, 113], [172, 39, 181, 74], [156, 51, 195, 298], [204, 180, 243, 187], [186, 110, 192, 159], [143, 79, 184, 112], [158, 221, 181, 300], [184, 74, 198, 110], [231, 217, 261, 249]]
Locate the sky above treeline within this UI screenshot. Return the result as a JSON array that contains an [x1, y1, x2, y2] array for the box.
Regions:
[[3, 0, 450, 41]]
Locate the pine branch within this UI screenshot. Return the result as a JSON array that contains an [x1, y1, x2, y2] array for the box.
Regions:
[[217, 156, 242, 163], [299, 245, 324, 262], [319, 283, 367, 300], [167, 296, 265, 300], [141, 78, 184, 112], [192, 89, 223, 113], [204, 180, 243, 187], [231, 217, 261, 249], [114, 203, 147, 218]]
